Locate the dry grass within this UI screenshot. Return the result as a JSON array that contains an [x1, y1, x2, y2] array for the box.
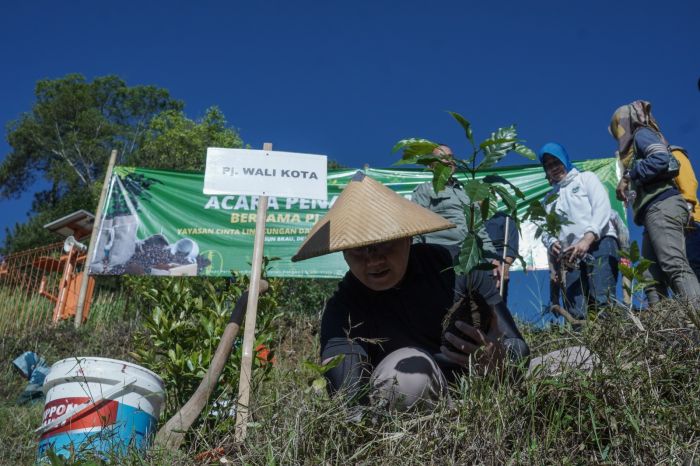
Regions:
[[2, 292, 700, 465]]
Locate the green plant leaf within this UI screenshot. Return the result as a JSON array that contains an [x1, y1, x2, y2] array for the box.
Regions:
[[432, 162, 453, 193], [479, 198, 490, 223], [482, 174, 525, 198], [629, 241, 641, 263], [448, 111, 475, 148], [513, 143, 537, 160], [392, 138, 437, 156], [637, 258, 653, 274], [463, 179, 491, 203], [478, 137, 518, 150], [456, 233, 482, 275], [490, 185, 517, 212], [311, 377, 327, 394], [619, 263, 635, 281], [303, 353, 345, 376], [477, 125, 518, 171]]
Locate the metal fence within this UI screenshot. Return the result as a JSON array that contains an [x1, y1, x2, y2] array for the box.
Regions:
[[0, 241, 94, 336]]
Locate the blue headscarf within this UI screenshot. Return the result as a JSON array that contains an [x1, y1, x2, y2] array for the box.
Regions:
[[537, 142, 573, 171]]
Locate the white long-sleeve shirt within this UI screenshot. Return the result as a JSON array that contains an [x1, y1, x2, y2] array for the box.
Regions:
[[541, 168, 616, 250]]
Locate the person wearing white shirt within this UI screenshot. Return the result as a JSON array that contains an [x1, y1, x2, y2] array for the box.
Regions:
[[538, 142, 619, 320]]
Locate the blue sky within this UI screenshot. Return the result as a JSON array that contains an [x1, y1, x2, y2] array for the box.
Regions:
[[1, 1, 698, 323]]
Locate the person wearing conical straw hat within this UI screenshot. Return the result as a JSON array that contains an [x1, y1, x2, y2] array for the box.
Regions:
[[292, 172, 529, 410]]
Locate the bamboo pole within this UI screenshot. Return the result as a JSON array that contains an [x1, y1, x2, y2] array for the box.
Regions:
[[74, 149, 117, 328], [234, 142, 271, 442]]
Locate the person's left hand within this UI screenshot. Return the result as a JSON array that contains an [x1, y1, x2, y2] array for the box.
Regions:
[[563, 232, 595, 261], [490, 259, 502, 289], [502, 260, 512, 282], [440, 308, 506, 373], [616, 177, 630, 203], [490, 259, 512, 291]]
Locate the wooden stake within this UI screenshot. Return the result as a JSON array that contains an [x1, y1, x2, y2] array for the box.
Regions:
[[155, 280, 269, 449], [74, 149, 117, 328], [234, 142, 271, 442]]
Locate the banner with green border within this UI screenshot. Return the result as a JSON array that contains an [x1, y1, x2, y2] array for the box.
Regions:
[[87, 159, 623, 277]]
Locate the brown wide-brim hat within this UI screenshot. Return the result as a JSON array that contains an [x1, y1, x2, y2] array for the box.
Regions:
[[292, 171, 456, 262]]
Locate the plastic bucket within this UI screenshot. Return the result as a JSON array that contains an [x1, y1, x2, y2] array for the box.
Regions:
[[36, 357, 165, 461]]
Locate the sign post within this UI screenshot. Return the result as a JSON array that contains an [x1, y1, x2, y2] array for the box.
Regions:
[[233, 142, 270, 443], [75, 149, 117, 328], [203, 143, 327, 442]]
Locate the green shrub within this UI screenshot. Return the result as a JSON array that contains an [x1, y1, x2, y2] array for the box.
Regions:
[[127, 275, 280, 420], [274, 277, 338, 316]]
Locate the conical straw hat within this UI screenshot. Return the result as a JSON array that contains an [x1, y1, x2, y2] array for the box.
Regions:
[[292, 171, 455, 262]]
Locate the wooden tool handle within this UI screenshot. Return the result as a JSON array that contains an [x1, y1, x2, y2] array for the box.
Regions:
[[154, 279, 269, 450]]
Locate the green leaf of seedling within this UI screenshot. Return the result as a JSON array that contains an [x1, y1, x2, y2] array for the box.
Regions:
[[432, 162, 453, 193], [490, 185, 517, 212], [392, 138, 438, 156], [303, 353, 345, 376], [478, 137, 518, 150], [456, 233, 483, 276], [640, 278, 657, 289], [448, 111, 475, 148], [543, 191, 560, 206], [463, 179, 491, 203], [523, 200, 548, 223], [479, 198, 490, 223], [394, 155, 442, 167], [637, 258, 653, 274], [311, 377, 327, 394], [470, 204, 485, 232], [394, 155, 419, 166], [619, 264, 635, 281], [46, 448, 62, 466], [482, 174, 525, 198], [629, 241, 640, 263], [302, 360, 324, 373], [513, 143, 537, 160], [623, 283, 633, 296], [477, 123, 522, 168]]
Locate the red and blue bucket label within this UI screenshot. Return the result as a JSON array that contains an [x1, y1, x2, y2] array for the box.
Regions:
[[37, 396, 157, 460]]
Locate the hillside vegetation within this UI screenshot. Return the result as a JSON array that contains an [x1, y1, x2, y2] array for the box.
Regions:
[[1, 278, 699, 465]]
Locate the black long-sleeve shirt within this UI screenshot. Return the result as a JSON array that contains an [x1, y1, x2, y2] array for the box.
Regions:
[[320, 243, 529, 371]]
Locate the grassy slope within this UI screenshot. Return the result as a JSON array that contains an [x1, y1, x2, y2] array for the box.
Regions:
[[2, 287, 699, 465]]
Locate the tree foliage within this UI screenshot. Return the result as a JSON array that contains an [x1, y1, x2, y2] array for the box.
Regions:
[[1, 74, 182, 199], [132, 107, 242, 171], [1, 74, 243, 253]]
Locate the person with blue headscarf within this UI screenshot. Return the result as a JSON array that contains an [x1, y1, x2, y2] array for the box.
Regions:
[[538, 142, 619, 320]]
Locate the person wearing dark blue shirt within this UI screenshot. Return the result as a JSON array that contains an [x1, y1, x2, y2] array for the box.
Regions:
[[484, 212, 519, 305]]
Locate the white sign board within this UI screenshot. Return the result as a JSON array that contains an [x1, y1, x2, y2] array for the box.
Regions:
[[204, 148, 328, 200]]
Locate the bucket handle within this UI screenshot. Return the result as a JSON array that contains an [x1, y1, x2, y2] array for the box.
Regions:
[[36, 377, 138, 436]]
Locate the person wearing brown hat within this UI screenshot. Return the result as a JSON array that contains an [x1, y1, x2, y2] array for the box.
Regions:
[[292, 172, 529, 410]]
